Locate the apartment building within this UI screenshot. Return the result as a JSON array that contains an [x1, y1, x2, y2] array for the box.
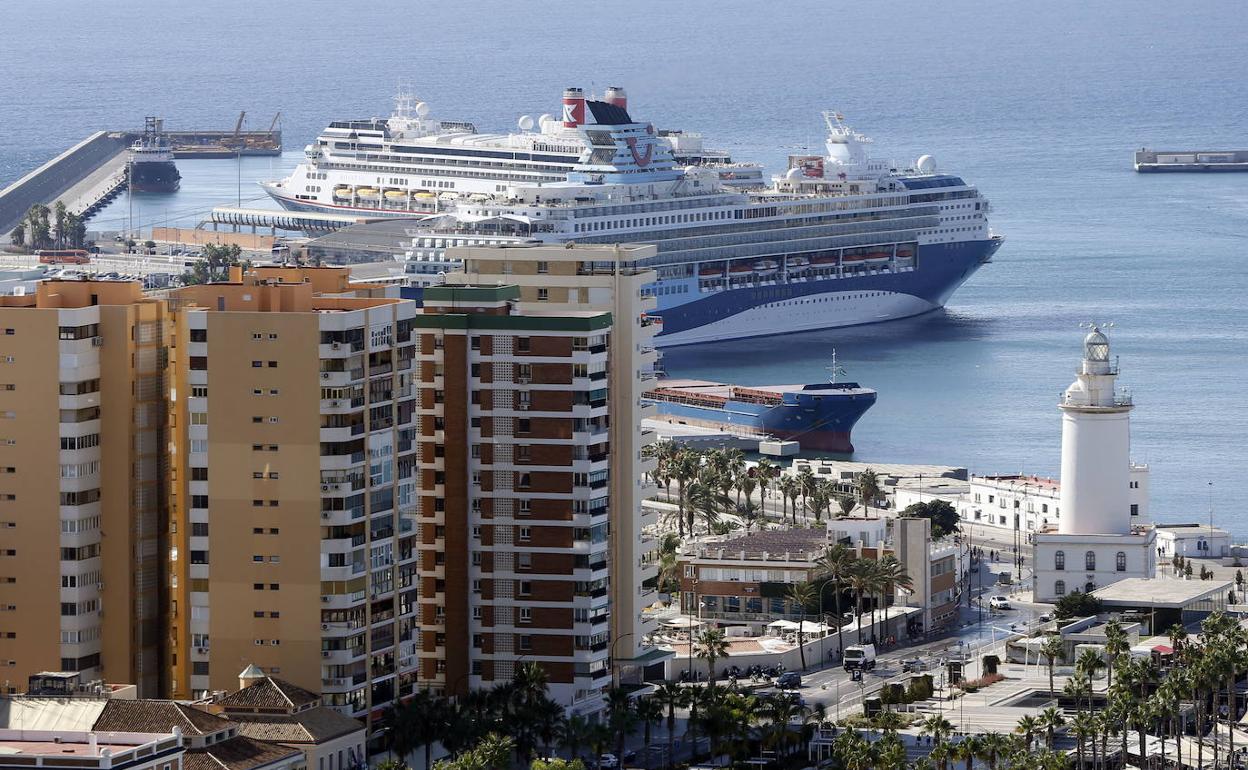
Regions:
[[165, 267, 420, 729], [444, 243, 665, 680], [412, 284, 616, 714], [0, 280, 170, 696]]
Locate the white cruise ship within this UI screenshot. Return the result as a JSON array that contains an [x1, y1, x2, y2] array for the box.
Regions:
[[264, 87, 1002, 347]]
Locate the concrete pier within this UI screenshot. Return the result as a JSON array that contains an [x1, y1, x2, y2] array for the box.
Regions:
[[0, 131, 130, 235]]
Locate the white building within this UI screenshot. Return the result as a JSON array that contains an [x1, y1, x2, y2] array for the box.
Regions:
[[1154, 524, 1231, 560], [1032, 328, 1156, 603], [951, 466, 1149, 535]]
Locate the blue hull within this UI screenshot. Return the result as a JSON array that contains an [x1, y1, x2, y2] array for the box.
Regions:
[[646, 383, 877, 452], [650, 238, 1001, 343]]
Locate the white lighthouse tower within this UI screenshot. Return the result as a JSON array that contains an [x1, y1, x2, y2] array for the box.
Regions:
[[1058, 327, 1133, 535], [1033, 327, 1155, 603]]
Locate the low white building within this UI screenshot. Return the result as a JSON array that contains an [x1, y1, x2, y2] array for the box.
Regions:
[[1154, 524, 1231, 560]]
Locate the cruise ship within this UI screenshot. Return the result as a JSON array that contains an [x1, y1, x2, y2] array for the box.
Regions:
[[264, 88, 1002, 346]]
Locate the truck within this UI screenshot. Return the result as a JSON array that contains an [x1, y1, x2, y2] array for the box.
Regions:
[[843, 643, 877, 671]]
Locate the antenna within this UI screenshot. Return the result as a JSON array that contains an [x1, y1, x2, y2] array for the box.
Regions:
[[826, 349, 847, 384]]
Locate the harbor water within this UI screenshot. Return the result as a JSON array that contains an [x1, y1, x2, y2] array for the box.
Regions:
[[2, 0, 1247, 532]]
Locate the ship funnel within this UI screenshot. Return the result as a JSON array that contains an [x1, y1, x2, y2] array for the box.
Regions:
[[604, 86, 628, 110], [562, 87, 585, 128]]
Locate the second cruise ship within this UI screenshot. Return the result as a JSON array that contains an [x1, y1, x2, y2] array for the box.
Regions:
[[264, 88, 1002, 346]]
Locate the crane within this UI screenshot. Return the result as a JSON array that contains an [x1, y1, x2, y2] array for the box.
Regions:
[[231, 111, 246, 149], [268, 112, 282, 135]]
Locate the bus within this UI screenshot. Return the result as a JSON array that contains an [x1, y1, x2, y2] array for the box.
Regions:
[[36, 249, 91, 265]]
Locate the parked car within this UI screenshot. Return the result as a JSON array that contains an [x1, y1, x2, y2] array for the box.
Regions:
[[599, 754, 619, 769], [989, 596, 1011, 610], [776, 671, 802, 689], [1038, 612, 1054, 623], [902, 658, 927, 673]]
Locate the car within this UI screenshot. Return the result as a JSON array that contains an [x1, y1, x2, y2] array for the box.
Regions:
[[902, 658, 927, 673], [599, 754, 619, 769], [776, 671, 802, 689], [989, 596, 1011, 610], [1038, 612, 1054, 623]]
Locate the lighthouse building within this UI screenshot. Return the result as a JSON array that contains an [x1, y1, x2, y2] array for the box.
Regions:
[[1032, 328, 1156, 603]]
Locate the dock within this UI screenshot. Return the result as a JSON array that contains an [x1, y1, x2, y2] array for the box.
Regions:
[[1134, 148, 1248, 172], [1, 115, 282, 239]]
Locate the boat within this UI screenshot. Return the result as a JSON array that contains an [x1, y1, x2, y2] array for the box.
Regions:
[[642, 375, 877, 453], [127, 117, 180, 193], [1134, 148, 1248, 172], [263, 87, 1001, 347], [754, 260, 779, 275], [333, 186, 352, 199], [384, 190, 407, 200], [356, 187, 379, 200]]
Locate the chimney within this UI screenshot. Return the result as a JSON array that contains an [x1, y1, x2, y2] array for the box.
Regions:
[[561, 88, 585, 128], [228, 264, 244, 283], [238, 663, 266, 691], [604, 86, 628, 111]]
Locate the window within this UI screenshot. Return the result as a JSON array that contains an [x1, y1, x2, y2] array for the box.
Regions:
[[1116, 551, 1127, 572], [536, 289, 549, 301], [1085, 581, 1096, 593], [519, 527, 531, 542], [1054, 580, 1066, 597], [536, 261, 549, 274], [1054, 551, 1065, 571], [1085, 551, 1096, 571]]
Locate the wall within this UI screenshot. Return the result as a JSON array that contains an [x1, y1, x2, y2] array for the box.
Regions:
[[0, 132, 130, 235]]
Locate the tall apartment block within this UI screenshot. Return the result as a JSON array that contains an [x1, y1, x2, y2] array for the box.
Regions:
[[444, 243, 669, 678], [164, 267, 418, 728], [0, 281, 169, 696], [412, 284, 619, 713]]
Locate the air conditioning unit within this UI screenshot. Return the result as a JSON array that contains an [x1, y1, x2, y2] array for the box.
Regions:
[[321, 623, 330, 631], [321, 512, 331, 519], [321, 484, 330, 492], [332, 342, 341, 350], [321, 372, 331, 380], [330, 400, 341, 407], [321, 650, 331, 658], [321, 596, 330, 603], [91, 336, 104, 347]]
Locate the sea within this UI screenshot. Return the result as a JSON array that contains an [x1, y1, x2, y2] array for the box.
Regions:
[[2, 0, 1247, 533]]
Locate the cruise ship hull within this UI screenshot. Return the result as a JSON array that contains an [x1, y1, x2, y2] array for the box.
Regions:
[[651, 237, 1001, 347]]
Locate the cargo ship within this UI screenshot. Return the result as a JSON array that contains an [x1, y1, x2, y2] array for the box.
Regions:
[[643, 377, 877, 453], [1134, 148, 1248, 172], [127, 117, 181, 192]]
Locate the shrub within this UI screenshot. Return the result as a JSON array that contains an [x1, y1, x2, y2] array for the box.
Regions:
[[957, 673, 1005, 692]]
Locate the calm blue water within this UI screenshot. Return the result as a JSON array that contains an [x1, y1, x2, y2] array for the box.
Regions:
[[3, 0, 1247, 532]]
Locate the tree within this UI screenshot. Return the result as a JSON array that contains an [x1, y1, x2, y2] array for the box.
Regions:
[[634, 697, 663, 757], [837, 494, 856, 516], [388, 689, 449, 770], [24, 204, 51, 250], [183, 242, 244, 285], [921, 714, 954, 744], [1054, 590, 1102, 620], [953, 736, 980, 770], [873, 555, 912, 640], [694, 628, 729, 683], [848, 559, 883, 642], [435, 733, 515, 770], [654, 533, 681, 596], [1016, 714, 1040, 751], [605, 687, 638, 764], [901, 499, 960, 539], [10, 223, 24, 248], [652, 682, 683, 770], [1103, 618, 1128, 689], [857, 468, 881, 514], [53, 201, 67, 248], [63, 212, 87, 248], [1040, 635, 1066, 697], [797, 467, 816, 521], [785, 581, 816, 670], [556, 714, 591, 763], [531, 760, 584, 770], [815, 543, 856, 659], [1039, 706, 1066, 749]]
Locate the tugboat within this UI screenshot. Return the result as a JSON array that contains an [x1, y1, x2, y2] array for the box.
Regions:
[[127, 117, 181, 192]]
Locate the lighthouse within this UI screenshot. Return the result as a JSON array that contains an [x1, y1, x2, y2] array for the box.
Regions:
[[1032, 327, 1155, 603], [1058, 327, 1133, 535]]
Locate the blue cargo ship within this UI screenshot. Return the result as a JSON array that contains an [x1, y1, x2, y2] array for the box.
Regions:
[[643, 378, 877, 453]]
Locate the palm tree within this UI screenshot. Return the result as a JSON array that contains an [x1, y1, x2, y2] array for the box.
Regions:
[[754, 458, 778, 508], [954, 736, 980, 770], [1070, 712, 1096, 770], [652, 682, 683, 770], [815, 543, 856, 659], [760, 693, 800, 758], [857, 467, 881, 514], [785, 581, 816, 670], [848, 559, 883, 643], [685, 479, 730, 537], [671, 449, 698, 537], [735, 497, 763, 532], [783, 476, 802, 525], [874, 554, 913, 640], [635, 697, 663, 758], [531, 695, 565, 760], [606, 687, 638, 764], [978, 733, 1010, 770], [777, 475, 798, 525], [695, 628, 729, 683], [557, 714, 591, 763], [921, 713, 955, 744], [796, 467, 816, 521], [655, 533, 681, 596], [1103, 619, 1128, 689], [837, 493, 856, 516], [1039, 706, 1066, 750], [1016, 714, 1041, 751], [1039, 635, 1065, 697], [929, 740, 953, 770], [1076, 647, 1105, 681], [876, 734, 908, 770]]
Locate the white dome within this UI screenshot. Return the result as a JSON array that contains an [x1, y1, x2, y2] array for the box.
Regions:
[[414, 102, 430, 118], [916, 154, 937, 174], [517, 115, 535, 131], [1084, 328, 1110, 361], [784, 167, 804, 180]]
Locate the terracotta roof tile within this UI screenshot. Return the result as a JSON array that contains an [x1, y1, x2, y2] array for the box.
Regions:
[[93, 700, 232, 737], [229, 708, 363, 744], [183, 736, 300, 770], [217, 679, 319, 711]]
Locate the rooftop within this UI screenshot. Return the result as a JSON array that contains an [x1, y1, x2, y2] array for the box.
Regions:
[[181, 735, 300, 770], [688, 528, 827, 561], [227, 709, 363, 745], [1093, 577, 1233, 608], [215, 678, 320, 713], [94, 699, 233, 737]]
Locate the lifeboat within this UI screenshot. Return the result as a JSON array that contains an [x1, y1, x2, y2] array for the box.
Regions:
[[788, 256, 810, 268], [699, 264, 724, 277], [729, 262, 754, 274], [333, 186, 352, 199], [356, 187, 380, 200], [812, 255, 838, 265], [753, 260, 779, 275], [896, 247, 914, 258], [414, 191, 436, 200], [866, 251, 891, 260], [384, 190, 408, 201], [468, 192, 491, 202]]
